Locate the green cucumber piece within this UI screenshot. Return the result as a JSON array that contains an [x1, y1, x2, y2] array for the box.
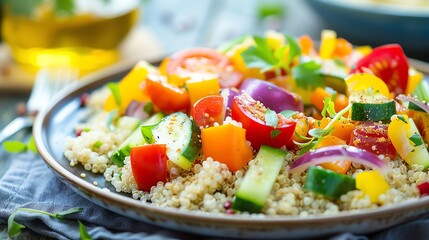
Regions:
[[304, 166, 356, 199], [110, 112, 165, 166], [232, 145, 286, 213], [408, 101, 426, 112], [152, 112, 201, 170], [350, 101, 396, 122]]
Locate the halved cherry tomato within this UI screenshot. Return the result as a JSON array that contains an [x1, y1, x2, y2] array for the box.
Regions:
[[130, 144, 169, 191], [166, 48, 243, 88], [351, 44, 409, 95], [349, 122, 396, 159], [231, 94, 296, 150], [191, 95, 225, 127], [145, 73, 190, 114]]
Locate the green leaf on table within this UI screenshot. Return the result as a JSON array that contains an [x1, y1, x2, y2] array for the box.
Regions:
[[79, 220, 92, 240], [27, 136, 38, 153], [56, 207, 83, 219], [265, 109, 278, 127], [241, 36, 277, 72], [291, 61, 323, 90], [8, 207, 83, 238], [107, 82, 122, 109], [54, 0, 75, 17], [3, 141, 27, 153]]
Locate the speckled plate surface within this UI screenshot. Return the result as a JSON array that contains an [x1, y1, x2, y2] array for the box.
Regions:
[[34, 59, 429, 239]]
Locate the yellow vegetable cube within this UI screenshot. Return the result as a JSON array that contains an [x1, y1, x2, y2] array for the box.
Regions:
[[356, 170, 390, 203], [186, 78, 220, 106]]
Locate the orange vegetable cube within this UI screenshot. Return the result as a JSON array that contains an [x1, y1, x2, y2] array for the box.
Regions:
[[186, 78, 220, 106]]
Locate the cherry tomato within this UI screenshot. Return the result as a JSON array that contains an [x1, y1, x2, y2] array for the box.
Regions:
[[130, 144, 169, 191], [231, 94, 296, 150], [349, 122, 396, 159], [145, 73, 190, 114], [166, 48, 243, 88], [191, 95, 225, 127], [351, 44, 409, 95]]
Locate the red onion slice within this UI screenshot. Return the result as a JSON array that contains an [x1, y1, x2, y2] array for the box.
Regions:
[[289, 145, 387, 174], [396, 94, 429, 114]]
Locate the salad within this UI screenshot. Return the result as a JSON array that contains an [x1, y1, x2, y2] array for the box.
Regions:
[[64, 30, 429, 216]]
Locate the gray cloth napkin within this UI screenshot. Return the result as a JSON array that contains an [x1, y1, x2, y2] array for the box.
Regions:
[[0, 151, 428, 240]]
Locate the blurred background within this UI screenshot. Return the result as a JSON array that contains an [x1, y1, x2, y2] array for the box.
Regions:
[[0, 0, 428, 92]]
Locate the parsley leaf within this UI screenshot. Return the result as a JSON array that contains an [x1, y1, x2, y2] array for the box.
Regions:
[[285, 35, 301, 64], [291, 61, 324, 90], [280, 110, 297, 119], [265, 109, 278, 127], [409, 133, 424, 147], [79, 220, 92, 240], [270, 129, 281, 139], [241, 36, 277, 72]]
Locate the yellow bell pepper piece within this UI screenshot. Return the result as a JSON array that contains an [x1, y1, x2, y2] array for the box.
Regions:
[[186, 78, 220, 106], [201, 124, 253, 172], [104, 60, 155, 113], [406, 67, 423, 94], [355, 46, 372, 56], [356, 170, 390, 203], [319, 29, 337, 59], [265, 30, 285, 51], [345, 73, 391, 98]]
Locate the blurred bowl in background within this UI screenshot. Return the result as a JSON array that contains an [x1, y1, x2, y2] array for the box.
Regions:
[[304, 0, 429, 60]]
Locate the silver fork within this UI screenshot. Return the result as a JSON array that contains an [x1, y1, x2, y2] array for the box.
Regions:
[[0, 67, 77, 143]]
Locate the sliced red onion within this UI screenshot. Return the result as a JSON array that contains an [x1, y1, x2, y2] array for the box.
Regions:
[[125, 100, 151, 120], [221, 88, 240, 118], [239, 78, 303, 113], [289, 145, 387, 174], [396, 94, 429, 114]]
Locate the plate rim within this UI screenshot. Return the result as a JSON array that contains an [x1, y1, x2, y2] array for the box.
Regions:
[[33, 58, 429, 227]]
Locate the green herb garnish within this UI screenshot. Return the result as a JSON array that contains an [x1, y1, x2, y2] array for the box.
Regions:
[[291, 61, 324, 90], [321, 97, 336, 118], [280, 110, 297, 119], [265, 109, 278, 127], [8, 207, 82, 238], [2, 136, 38, 154], [270, 129, 281, 139], [409, 132, 424, 147], [78, 220, 92, 240]]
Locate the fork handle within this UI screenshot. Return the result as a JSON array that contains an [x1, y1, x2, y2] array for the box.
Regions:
[[0, 116, 34, 144]]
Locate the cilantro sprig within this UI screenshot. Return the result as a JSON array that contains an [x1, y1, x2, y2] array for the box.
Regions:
[[291, 60, 324, 90], [241, 35, 301, 75]]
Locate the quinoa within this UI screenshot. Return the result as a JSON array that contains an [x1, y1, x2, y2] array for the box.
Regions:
[[64, 90, 428, 217]]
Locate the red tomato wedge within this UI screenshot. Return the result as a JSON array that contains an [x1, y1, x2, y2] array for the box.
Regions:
[[166, 48, 243, 88], [145, 73, 190, 114], [191, 95, 225, 127], [130, 144, 169, 191], [351, 44, 409, 95], [231, 94, 296, 150], [349, 122, 396, 159]]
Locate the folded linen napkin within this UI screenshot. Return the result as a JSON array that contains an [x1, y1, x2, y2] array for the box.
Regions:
[[1, 150, 428, 240]]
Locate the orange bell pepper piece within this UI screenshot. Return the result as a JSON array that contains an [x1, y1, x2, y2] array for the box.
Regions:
[[313, 117, 355, 142], [186, 78, 220, 106], [310, 87, 349, 113], [317, 135, 352, 174], [298, 34, 315, 56], [201, 124, 253, 172]]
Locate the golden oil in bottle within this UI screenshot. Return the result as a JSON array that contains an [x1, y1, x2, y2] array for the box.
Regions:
[[2, 0, 140, 74]]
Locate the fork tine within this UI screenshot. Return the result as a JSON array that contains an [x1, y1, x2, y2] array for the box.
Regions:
[[27, 69, 50, 113]]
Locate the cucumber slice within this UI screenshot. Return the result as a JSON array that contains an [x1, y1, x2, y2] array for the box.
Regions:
[[304, 166, 356, 199], [408, 101, 426, 112], [232, 145, 286, 213], [322, 74, 347, 94], [110, 112, 165, 167], [350, 101, 396, 122], [152, 112, 201, 170]]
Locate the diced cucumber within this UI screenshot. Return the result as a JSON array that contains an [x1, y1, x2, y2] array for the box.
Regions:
[[152, 112, 201, 170], [304, 166, 356, 199], [322, 74, 347, 94], [110, 112, 165, 166], [232, 145, 286, 213], [408, 101, 426, 112], [350, 101, 396, 122]]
